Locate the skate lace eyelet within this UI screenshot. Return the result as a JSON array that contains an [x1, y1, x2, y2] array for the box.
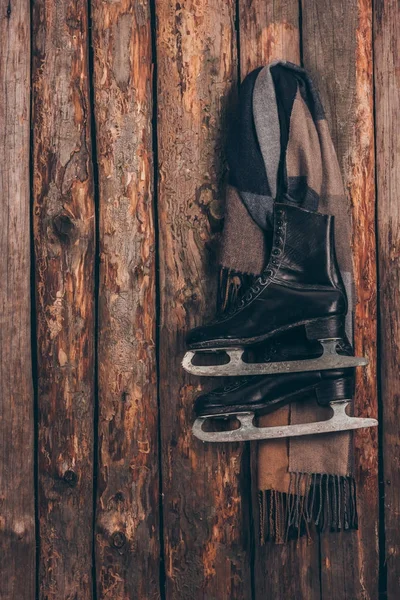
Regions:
[[266, 269, 274, 277], [272, 248, 280, 255]]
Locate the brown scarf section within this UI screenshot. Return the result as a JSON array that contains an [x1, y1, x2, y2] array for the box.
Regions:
[[218, 62, 357, 543]]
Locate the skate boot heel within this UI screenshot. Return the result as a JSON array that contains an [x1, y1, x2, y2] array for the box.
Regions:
[[305, 316, 344, 342], [315, 377, 354, 406]]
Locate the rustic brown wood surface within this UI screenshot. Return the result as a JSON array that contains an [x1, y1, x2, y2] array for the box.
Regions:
[[32, 0, 96, 597], [239, 0, 300, 75], [91, 0, 160, 597], [374, 0, 400, 597], [0, 1, 35, 598], [302, 0, 379, 598], [1, 0, 398, 597], [155, 1, 253, 598]]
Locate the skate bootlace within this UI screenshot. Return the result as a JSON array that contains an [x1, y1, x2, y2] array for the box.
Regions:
[[225, 209, 287, 317]]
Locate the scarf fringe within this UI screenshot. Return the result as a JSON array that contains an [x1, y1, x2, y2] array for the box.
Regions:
[[259, 473, 358, 545]]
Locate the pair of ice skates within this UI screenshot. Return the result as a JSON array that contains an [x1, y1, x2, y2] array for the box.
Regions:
[[182, 204, 378, 442]]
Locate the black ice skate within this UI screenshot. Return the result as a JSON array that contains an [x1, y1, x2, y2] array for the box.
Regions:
[[183, 203, 368, 377], [192, 369, 377, 443]]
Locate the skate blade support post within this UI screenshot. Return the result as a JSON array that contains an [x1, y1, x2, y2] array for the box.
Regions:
[[182, 339, 368, 377], [193, 401, 378, 443]]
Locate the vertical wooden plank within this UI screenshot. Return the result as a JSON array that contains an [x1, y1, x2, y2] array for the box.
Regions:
[[302, 1, 379, 598], [156, 1, 253, 598], [255, 540, 321, 600], [0, 1, 35, 598], [239, 0, 300, 75], [32, 0, 95, 597], [238, 3, 321, 599], [91, 1, 160, 598], [374, 1, 400, 596]]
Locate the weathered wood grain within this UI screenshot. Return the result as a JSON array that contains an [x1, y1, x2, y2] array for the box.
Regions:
[[91, 1, 160, 597], [256, 534, 321, 600], [239, 0, 300, 75], [156, 1, 253, 598], [32, 0, 95, 597], [374, 1, 400, 596], [0, 1, 35, 598], [238, 4, 321, 599], [302, 1, 379, 597]]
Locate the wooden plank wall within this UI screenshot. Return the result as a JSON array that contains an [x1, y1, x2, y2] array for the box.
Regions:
[[0, 1, 35, 598], [156, 2, 254, 599], [32, 0, 96, 596], [91, 1, 160, 597], [0, 0, 399, 598], [374, 0, 400, 596]]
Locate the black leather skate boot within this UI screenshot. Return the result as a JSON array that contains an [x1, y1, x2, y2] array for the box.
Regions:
[[186, 202, 348, 350], [194, 370, 354, 417], [192, 363, 377, 443], [183, 202, 369, 376], [195, 328, 355, 416]]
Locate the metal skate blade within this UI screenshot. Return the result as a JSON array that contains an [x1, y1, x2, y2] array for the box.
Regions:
[[182, 348, 244, 375], [183, 340, 368, 377], [192, 403, 378, 443]]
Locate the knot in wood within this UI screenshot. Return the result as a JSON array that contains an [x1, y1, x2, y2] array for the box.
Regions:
[[208, 199, 224, 232], [53, 213, 76, 242], [66, 16, 81, 30], [112, 531, 126, 549], [63, 469, 78, 487]]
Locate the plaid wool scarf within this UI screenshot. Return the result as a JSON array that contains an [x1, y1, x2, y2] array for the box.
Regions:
[[218, 62, 357, 543]]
